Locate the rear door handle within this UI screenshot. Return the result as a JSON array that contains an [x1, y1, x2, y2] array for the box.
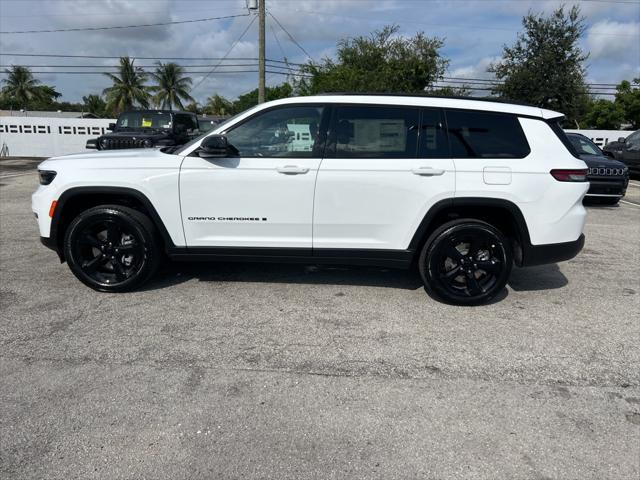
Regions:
[[412, 167, 445, 176], [277, 165, 309, 175]]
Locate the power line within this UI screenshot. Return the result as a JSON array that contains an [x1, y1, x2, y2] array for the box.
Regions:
[[267, 11, 312, 60], [190, 14, 258, 94], [0, 12, 250, 34]]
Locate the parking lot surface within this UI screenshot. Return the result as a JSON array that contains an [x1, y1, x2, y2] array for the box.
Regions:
[[1, 160, 639, 479]]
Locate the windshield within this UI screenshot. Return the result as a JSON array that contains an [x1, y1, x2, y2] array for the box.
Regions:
[[568, 134, 601, 156], [173, 111, 244, 155], [117, 111, 172, 130]]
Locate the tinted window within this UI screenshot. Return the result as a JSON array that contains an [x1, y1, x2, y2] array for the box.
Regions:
[[174, 114, 198, 131], [627, 130, 640, 147], [117, 111, 171, 129], [226, 106, 325, 158], [445, 110, 530, 158], [568, 135, 600, 155], [333, 106, 419, 158], [419, 108, 449, 158]]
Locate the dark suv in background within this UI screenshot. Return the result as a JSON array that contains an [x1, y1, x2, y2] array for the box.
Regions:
[[602, 130, 640, 176], [87, 110, 200, 150], [567, 132, 629, 205]]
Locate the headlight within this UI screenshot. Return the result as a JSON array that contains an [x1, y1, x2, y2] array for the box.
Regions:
[[99, 138, 109, 149], [38, 170, 57, 185], [143, 139, 154, 148]]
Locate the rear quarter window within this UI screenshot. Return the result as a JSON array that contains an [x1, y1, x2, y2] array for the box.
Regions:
[[445, 110, 530, 159]]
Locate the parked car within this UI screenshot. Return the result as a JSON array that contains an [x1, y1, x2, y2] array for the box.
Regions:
[[197, 116, 226, 133], [34, 94, 589, 305], [602, 130, 640, 175], [566, 133, 629, 205], [86, 110, 199, 150]]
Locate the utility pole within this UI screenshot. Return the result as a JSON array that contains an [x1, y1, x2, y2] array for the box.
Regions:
[[258, 0, 266, 103]]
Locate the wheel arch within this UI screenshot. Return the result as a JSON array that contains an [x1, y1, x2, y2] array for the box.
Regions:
[[409, 197, 532, 267], [51, 186, 175, 261]]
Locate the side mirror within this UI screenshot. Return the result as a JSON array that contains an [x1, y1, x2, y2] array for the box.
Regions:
[[618, 137, 626, 143], [107, 123, 116, 131], [199, 134, 237, 158]]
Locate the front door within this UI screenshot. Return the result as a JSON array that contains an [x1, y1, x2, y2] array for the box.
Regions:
[[180, 104, 327, 249]]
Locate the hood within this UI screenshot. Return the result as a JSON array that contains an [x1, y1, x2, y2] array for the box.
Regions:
[[38, 147, 169, 170], [578, 153, 626, 169], [102, 130, 169, 139]]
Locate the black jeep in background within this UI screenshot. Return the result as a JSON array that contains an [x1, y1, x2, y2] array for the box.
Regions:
[[602, 130, 640, 176], [86, 110, 200, 150]]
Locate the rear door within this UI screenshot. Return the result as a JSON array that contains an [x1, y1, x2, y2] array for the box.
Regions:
[[312, 104, 455, 252]]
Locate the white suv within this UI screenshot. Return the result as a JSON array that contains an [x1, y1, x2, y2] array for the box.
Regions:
[[32, 94, 588, 305]]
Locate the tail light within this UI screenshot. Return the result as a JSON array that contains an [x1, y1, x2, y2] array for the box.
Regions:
[[550, 169, 588, 182]]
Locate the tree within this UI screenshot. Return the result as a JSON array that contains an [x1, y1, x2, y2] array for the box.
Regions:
[[232, 83, 293, 113], [489, 6, 589, 123], [203, 94, 232, 115], [149, 62, 195, 110], [184, 102, 200, 114], [295, 25, 447, 95], [1, 66, 44, 108], [582, 99, 625, 129], [82, 94, 107, 118], [103, 57, 150, 114], [615, 78, 640, 129]]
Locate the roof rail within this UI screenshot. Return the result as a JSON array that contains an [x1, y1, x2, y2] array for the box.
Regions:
[[313, 92, 539, 109]]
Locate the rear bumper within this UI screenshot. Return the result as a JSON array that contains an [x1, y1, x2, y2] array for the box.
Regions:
[[521, 234, 585, 267]]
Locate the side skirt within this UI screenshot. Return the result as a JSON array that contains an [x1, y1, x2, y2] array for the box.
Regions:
[[167, 247, 414, 269]]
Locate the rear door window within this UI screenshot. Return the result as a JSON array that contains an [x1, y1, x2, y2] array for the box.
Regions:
[[445, 110, 530, 158], [332, 105, 419, 158]]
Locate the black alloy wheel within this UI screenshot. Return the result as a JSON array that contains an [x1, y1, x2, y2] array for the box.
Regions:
[[419, 219, 512, 305], [64, 205, 160, 292]]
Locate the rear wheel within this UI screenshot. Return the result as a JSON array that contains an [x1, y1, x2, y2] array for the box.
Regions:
[[63, 205, 161, 292], [418, 219, 512, 305]]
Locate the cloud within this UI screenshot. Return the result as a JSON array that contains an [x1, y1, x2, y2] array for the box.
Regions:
[[586, 20, 640, 61], [1, 0, 639, 103]]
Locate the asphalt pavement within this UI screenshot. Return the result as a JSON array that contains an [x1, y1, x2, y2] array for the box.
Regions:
[[1, 161, 638, 479]]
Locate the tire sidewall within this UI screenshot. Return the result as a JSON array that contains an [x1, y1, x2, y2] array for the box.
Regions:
[[64, 206, 159, 292], [419, 220, 513, 305]]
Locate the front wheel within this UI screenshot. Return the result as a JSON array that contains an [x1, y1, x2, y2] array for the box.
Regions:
[[64, 205, 161, 292], [418, 219, 512, 305]]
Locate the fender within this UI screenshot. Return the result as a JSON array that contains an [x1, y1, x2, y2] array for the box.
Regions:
[[50, 186, 176, 257], [408, 197, 533, 264]]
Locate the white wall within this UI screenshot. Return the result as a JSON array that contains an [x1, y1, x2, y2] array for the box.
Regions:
[[0, 116, 115, 158], [565, 129, 634, 148]]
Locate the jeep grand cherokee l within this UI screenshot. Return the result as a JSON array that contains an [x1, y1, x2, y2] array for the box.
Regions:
[[33, 95, 588, 305]]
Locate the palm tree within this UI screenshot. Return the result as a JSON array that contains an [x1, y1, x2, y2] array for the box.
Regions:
[[103, 57, 150, 114], [1, 66, 42, 108], [82, 94, 107, 118], [205, 94, 233, 116], [149, 62, 194, 110]]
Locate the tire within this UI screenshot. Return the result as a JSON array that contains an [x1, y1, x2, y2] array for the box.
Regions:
[[599, 197, 620, 206], [63, 205, 161, 292], [418, 219, 512, 305]]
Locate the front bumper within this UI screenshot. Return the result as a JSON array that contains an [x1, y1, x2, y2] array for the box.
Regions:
[[521, 234, 585, 267], [585, 175, 629, 198]]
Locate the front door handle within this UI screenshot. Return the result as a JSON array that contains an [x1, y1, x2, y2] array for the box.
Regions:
[[277, 165, 309, 175], [412, 167, 445, 176]]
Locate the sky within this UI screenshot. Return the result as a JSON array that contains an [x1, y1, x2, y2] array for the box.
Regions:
[[0, 0, 638, 105]]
